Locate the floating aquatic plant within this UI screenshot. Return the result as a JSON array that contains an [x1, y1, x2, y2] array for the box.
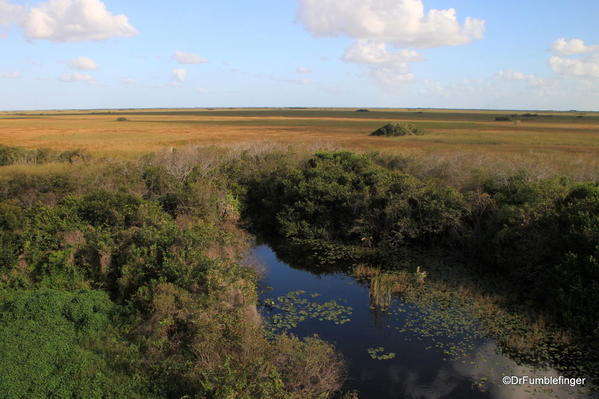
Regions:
[[367, 347, 396, 360], [261, 290, 352, 334]]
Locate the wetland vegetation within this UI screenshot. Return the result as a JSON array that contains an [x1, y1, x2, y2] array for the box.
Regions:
[[0, 108, 598, 398]]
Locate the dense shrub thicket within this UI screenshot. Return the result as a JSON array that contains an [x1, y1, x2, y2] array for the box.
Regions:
[[0, 157, 346, 399], [1, 145, 597, 397], [243, 151, 599, 337]]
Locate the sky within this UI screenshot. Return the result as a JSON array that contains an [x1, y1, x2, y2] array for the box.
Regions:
[[1, 0, 599, 111]]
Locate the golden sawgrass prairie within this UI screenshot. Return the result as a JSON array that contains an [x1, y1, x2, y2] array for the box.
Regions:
[[1, 108, 598, 162]]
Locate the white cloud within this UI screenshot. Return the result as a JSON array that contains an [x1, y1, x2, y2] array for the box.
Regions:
[[497, 69, 555, 88], [343, 40, 422, 65], [297, 1, 482, 86], [60, 72, 95, 82], [0, 71, 21, 78], [175, 51, 207, 65], [343, 40, 422, 86], [549, 54, 599, 80], [0, 0, 26, 27], [372, 68, 414, 86], [296, 0, 485, 48], [171, 68, 187, 83], [23, 0, 137, 42], [296, 66, 311, 74], [551, 38, 599, 56], [68, 56, 98, 70]]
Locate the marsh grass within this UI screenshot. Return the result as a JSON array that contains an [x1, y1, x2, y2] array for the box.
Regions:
[[354, 266, 412, 309], [1, 109, 597, 170], [352, 256, 594, 381]]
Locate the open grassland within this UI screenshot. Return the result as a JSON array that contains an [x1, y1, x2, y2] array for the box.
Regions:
[[1, 108, 598, 180], [1, 108, 598, 156]]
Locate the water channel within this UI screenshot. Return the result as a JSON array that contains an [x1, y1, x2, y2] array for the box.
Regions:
[[252, 244, 591, 399]]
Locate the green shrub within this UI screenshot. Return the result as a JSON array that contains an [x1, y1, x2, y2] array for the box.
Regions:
[[64, 190, 143, 229], [370, 122, 423, 136], [550, 183, 599, 334], [0, 145, 25, 166], [58, 149, 91, 164], [0, 173, 77, 205], [244, 151, 464, 247], [0, 289, 144, 399]]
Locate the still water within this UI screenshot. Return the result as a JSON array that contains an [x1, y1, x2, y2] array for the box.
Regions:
[[252, 245, 591, 399]]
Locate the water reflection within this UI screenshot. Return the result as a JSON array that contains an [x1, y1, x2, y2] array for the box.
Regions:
[[452, 342, 590, 399], [251, 245, 594, 399]]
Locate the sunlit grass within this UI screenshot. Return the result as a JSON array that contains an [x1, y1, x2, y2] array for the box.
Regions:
[[1, 109, 597, 176]]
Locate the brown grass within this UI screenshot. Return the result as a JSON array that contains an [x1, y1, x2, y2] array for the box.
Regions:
[[1, 109, 597, 159]]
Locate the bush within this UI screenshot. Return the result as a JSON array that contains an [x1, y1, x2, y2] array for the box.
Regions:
[[495, 116, 512, 121], [0, 202, 24, 273], [0, 145, 26, 166], [58, 149, 91, 164], [550, 183, 599, 334], [64, 190, 143, 229], [244, 151, 464, 247], [370, 122, 423, 136], [0, 289, 146, 399]]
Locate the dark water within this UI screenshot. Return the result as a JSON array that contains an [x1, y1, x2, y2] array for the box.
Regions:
[[252, 245, 590, 399]]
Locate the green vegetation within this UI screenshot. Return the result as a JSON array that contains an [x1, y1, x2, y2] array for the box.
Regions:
[[0, 144, 91, 166], [1, 137, 598, 395], [370, 122, 424, 136], [0, 150, 347, 399], [242, 151, 598, 361], [0, 289, 145, 399], [262, 290, 352, 334], [367, 347, 396, 360]]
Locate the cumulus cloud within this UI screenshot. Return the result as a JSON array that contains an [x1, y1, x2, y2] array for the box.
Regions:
[[549, 54, 599, 80], [297, 0, 485, 48], [372, 67, 414, 86], [171, 68, 186, 83], [343, 40, 423, 65], [343, 40, 422, 86], [60, 72, 95, 82], [0, 0, 26, 27], [551, 38, 599, 56], [0, 71, 21, 78], [296, 66, 311, 74], [497, 69, 555, 88], [175, 51, 207, 65], [9, 0, 138, 42], [297, 0, 483, 86], [69, 56, 98, 70]]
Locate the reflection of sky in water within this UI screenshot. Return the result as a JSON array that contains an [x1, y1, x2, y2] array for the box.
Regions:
[[251, 245, 594, 399], [451, 342, 592, 399]]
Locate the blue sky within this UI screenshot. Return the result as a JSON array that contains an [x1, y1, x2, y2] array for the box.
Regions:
[[1, 0, 598, 110]]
